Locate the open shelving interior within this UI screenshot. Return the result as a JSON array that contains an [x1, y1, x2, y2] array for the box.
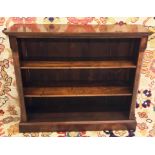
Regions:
[[17, 37, 140, 124], [25, 96, 131, 122]]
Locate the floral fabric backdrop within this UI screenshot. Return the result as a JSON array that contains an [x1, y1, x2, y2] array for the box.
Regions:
[[0, 17, 155, 137]]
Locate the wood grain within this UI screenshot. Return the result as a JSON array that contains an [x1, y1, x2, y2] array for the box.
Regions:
[[20, 111, 136, 132], [129, 37, 148, 119], [21, 60, 136, 69], [3, 24, 152, 38], [20, 120, 136, 132], [18, 38, 140, 61], [24, 86, 132, 97], [9, 36, 27, 121]]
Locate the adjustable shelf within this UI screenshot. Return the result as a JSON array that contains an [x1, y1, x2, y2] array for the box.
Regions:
[[4, 24, 152, 132], [20, 60, 136, 69], [23, 86, 132, 97]]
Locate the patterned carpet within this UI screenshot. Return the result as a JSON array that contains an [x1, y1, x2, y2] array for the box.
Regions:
[[0, 17, 155, 137]]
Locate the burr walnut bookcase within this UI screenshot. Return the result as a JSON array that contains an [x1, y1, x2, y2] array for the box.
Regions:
[[3, 24, 151, 132]]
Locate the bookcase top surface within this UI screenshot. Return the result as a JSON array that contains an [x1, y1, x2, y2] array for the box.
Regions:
[[3, 24, 152, 37]]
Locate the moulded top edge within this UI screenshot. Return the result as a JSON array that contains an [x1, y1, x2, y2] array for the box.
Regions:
[[3, 24, 153, 37]]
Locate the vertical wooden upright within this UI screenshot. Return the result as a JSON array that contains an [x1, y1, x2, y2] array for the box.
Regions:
[[129, 36, 148, 119], [9, 36, 27, 122]]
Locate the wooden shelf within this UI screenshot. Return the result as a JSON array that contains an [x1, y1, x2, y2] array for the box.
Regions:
[[24, 86, 132, 97], [20, 60, 136, 69], [19, 111, 136, 132]]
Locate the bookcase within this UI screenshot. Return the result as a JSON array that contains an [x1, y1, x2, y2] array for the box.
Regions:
[[3, 24, 151, 132]]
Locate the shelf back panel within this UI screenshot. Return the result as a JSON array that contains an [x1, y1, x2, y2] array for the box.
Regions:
[[25, 96, 131, 114], [21, 69, 135, 87], [17, 38, 140, 61]]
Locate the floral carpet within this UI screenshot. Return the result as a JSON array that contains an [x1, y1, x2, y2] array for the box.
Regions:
[[0, 17, 155, 137]]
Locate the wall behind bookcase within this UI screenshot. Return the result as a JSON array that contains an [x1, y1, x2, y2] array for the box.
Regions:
[[0, 17, 155, 137]]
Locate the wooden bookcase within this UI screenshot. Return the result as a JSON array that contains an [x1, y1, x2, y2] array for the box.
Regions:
[[3, 24, 151, 132]]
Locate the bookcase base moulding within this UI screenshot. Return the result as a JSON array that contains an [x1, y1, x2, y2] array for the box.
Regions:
[[4, 24, 152, 132]]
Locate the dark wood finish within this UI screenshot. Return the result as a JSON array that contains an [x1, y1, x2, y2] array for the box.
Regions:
[[24, 86, 132, 97], [3, 24, 151, 37], [4, 24, 151, 132], [25, 96, 131, 112], [20, 120, 136, 132], [27, 112, 129, 122], [21, 60, 136, 69], [129, 36, 148, 119], [20, 63, 135, 103], [21, 69, 135, 87], [9, 36, 27, 122], [17, 38, 140, 61]]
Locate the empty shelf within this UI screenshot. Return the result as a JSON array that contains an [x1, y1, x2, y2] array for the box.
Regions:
[[21, 60, 136, 69], [24, 86, 132, 97], [20, 111, 136, 132]]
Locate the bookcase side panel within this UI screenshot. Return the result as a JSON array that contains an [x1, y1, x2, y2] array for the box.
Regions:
[[9, 36, 27, 122], [129, 36, 148, 119]]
